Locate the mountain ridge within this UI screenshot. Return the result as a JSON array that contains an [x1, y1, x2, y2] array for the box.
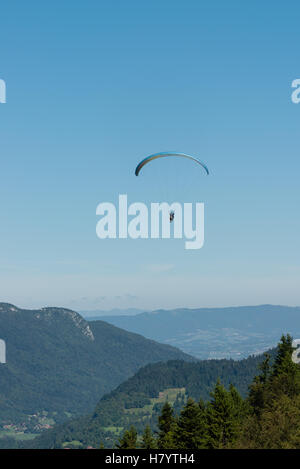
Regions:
[[98, 304, 300, 359], [0, 303, 193, 427]]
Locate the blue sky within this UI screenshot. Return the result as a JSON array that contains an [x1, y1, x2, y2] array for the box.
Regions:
[[1, 1, 300, 311]]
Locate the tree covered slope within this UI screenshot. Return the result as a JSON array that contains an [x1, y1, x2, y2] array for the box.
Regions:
[[27, 348, 277, 448], [0, 303, 192, 424]]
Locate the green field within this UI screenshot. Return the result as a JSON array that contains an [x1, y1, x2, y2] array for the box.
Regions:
[[0, 430, 36, 441]]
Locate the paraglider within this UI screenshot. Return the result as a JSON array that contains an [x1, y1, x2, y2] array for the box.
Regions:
[[135, 152, 209, 223], [169, 210, 175, 223], [135, 152, 209, 177]]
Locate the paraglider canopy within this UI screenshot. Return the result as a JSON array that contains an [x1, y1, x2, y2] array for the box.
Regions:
[[135, 152, 209, 177]]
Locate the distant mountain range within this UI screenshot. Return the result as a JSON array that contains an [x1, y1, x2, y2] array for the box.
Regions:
[[0, 303, 192, 428], [97, 305, 300, 359], [81, 308, 147, 319]]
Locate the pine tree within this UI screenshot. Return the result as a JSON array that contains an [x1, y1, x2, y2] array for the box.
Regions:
[[269, 334, 300, 398], [229, 383, 247, 422], [272, 335, 294, 376], [157, 402, 176, 449], [175, 398, 208, 449], [117, 426, 138, 449], [206, 380, 239, 449], [248, 353, 271, 416], [141, 425, 156, 449], [260, 353, 271, 382], [159, 430, 177, 449]]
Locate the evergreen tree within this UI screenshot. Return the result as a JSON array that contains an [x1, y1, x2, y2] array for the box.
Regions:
[[272, 335, 294, 376], [159, 430, 177, 449], [141, 425, 156, 449], [157, 402, 176, 449], [269, 334, 300, 398], [175, 398, 208, 449], [117, 426, 138, 449], [206, 380, 239, 448], [229, 383, 247, 423], [248, 353, 271, 416]]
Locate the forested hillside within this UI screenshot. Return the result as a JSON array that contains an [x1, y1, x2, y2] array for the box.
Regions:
[[26, 348, 277, 448], [119, 335, 300, 449], [0, 303, 192, 428]]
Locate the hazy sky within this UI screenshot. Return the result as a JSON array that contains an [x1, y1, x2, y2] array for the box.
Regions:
[[1, 1, 300, 311]]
